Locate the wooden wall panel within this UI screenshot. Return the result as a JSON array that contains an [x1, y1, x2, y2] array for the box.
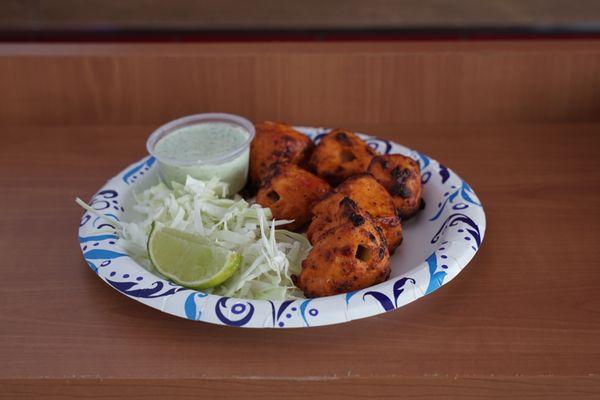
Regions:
[[0, 41, 599, 126], [3, 0, 600, 30]]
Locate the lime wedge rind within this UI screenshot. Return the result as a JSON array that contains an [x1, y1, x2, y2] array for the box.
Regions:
[[147, 223, 242, 290]]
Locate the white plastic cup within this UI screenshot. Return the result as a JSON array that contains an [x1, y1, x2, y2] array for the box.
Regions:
[[146, 113, 255, 193]]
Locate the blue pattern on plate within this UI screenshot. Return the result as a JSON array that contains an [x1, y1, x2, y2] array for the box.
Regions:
[[269, 300, 296, 327], [79, 234, 119, 243], [438, 164, 450, 183], [123, 157, 156, 184], [424, 252, 446, 295], [184, 292, 209, 320], [431, 213, 482, 249], [415, 151, 431, 170], [300, 299, 318, 327], [362, 290, 394, 311], [83, 249, 128, 260], [215, 297, 255, 327], [345, 291, 359, 304], [106, 279, 185, 298], [363, 277, 416, 311], [430, 180, 482, 221], [366, 138, 392, 154]]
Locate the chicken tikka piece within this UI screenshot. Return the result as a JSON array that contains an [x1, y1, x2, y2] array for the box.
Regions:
[[308, 129, 378, 186], [368, 154, 424, 220], [256, 163, 331, 231], [296, 197, 391, 298], [249, 121, 314, 190], [309, 174, 403, 253]]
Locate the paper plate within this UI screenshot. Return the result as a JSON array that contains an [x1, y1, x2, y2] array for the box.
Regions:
[[78, 127, 486, 328]]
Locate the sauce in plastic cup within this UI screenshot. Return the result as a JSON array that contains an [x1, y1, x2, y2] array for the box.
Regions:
[[146, 113, 255, 193]]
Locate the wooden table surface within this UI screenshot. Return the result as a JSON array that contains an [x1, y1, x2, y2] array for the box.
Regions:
[[1, 121, 600, 398]]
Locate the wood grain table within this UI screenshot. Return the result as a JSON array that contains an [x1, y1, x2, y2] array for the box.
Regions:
[[1, 123, 599, 398], [1, 42, 600, 398]]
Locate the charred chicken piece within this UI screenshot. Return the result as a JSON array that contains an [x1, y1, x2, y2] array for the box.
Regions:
[[309, 174, 403, 253], [308, 129, 378, 186], [367, 154, 423, 219], [249, 121, 314, 190], [256, 163, 331, 231], [296, 197, 391, 298]]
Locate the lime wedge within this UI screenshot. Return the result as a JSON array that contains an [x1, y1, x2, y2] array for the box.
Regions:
[[147, 223, 242, 289]]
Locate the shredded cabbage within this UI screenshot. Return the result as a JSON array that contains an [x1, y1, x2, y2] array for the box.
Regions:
[[77, 176, 309, 300]]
